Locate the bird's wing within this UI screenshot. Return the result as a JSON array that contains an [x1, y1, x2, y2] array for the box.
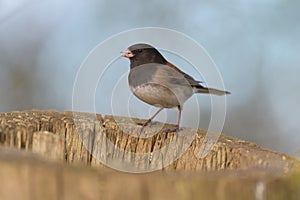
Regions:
[[151, 63, 205, 89], [164, 62, 204, 88], [150, 63, 230, 95]]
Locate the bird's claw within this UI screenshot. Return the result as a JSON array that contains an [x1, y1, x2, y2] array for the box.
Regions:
[[136, 119, 151, 127], [163, 125, 179, 134]]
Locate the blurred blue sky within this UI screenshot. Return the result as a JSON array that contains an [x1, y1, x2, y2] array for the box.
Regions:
[[0, 0, 300, 155]]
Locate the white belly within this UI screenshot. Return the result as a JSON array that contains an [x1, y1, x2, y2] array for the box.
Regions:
[[130, 83, 193, 108]]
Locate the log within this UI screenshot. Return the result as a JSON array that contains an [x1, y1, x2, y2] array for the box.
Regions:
[[0, 110, 299, 172], [1, 110, 300, 199], [0, 110, 298, 172]]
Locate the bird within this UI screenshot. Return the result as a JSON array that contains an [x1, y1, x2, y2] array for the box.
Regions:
[[121, 43, 230, 133]]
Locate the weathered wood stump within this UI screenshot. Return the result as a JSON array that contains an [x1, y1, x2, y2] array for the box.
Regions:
[[0, 110, 299, 199]]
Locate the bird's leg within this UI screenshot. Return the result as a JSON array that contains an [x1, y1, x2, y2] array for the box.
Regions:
[[137, 107, 164, 127], [164, 106, 182, 133], [176, 106, 182, 130]]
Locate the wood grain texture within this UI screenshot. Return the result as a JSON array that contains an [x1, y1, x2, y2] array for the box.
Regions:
[[0, 110, 299, 172], [1, 110, 300, 199]]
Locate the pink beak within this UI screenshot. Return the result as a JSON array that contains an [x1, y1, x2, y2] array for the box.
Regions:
[[121, 49, 135, 58]]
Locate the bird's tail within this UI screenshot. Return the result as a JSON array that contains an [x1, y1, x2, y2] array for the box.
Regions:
[[195, 87, 231, 96]]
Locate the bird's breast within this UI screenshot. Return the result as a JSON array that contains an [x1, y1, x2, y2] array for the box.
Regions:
[[130, 83, 193, 108]]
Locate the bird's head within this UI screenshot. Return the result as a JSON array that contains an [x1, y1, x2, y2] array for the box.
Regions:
[[121, 43, 167, 67]]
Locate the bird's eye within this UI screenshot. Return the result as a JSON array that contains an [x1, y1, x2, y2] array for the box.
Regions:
[[138, 49, 143, 53]]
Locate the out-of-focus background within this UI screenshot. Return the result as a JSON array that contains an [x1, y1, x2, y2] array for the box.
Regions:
[[1, 0, 299, 155]]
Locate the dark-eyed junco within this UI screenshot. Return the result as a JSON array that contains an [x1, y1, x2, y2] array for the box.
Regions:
[[122, 43, 230, 132]]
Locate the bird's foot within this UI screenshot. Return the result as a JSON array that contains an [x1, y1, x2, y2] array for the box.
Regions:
[[164, 125, 179, 134], [136, 119, 152, 127]]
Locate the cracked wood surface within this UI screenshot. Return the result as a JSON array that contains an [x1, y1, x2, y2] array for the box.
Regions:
[[1, 110, 300, 200], [0, 110, 298, 172]]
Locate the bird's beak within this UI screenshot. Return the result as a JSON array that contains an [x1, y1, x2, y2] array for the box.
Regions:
[[121, 49, 135, 58]]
